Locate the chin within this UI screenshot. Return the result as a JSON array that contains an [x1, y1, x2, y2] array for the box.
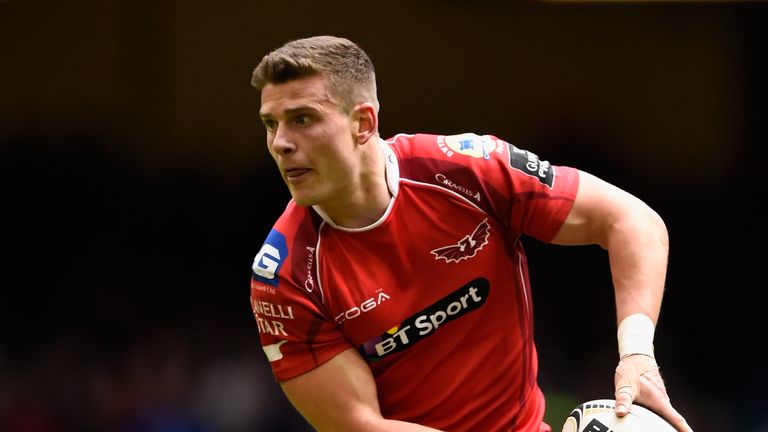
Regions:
[[289, 193, 316, 207]]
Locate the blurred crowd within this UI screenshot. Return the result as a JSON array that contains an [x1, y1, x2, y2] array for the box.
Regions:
[[0, 319, 311, 432]]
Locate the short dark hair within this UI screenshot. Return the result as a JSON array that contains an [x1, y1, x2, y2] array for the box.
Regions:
[[251, 35, 378, 112]]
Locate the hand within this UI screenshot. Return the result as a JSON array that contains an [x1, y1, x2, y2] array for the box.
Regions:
[[614, 354, 693, 432]]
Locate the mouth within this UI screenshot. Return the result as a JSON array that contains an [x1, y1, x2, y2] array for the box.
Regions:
[[284, 168, 311, 182]]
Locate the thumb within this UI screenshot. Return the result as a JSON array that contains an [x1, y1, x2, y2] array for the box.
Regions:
[[614, 386, 634, 417]]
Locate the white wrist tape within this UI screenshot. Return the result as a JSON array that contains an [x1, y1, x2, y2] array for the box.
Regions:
[[617, 313, 656, 359]]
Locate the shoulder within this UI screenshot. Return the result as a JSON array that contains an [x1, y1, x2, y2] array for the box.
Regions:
[[252, 201, 322, 290], [385, 131, 575, 190], [272, 200, 319, 236], [382, 132, 580, 235], [383, 132, 511, 188], [384, 132, 510, 169]]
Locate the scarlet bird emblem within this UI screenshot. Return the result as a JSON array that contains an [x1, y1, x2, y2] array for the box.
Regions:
[[431, 219, 491, 263]]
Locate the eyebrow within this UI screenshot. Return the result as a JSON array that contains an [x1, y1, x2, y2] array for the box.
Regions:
[[260, 105, 321, 119]]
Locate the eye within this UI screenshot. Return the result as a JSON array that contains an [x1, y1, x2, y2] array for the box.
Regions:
[[262, 119, 277, 131], [295, 115, 311, 126]]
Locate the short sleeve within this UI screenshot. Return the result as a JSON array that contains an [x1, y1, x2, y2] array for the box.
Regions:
[[498, 141, 580, 242], [250, 215, 352, 381]]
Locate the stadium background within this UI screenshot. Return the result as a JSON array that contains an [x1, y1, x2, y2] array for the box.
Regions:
[[1, 0, 764, 430]]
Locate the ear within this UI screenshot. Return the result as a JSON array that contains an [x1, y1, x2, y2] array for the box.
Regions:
[[351, 102, 378, 145]]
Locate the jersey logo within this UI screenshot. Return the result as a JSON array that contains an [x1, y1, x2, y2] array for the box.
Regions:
[[252, 229, 288, 287], [335, 289, 391, 324], [507, 143, 555, 188], [263, 340, 288, 362], [438, 133, 500, 159], [431, 219, 490, 263], [435, 173, 481, 202], [358, 278, 489, 361]]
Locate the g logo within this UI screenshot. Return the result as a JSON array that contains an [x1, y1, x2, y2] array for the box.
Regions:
[[252, 229, 288, 287], [253, 244, 281, 280]]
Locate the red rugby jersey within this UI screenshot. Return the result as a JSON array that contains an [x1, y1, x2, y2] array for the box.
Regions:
[[250, 133, 579, 431]]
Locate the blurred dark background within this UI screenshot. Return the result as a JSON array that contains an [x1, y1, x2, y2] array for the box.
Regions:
[[1, 0, 765, 431]]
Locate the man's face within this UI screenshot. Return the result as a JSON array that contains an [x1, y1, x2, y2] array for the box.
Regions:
[[259, 75, 358, 208]]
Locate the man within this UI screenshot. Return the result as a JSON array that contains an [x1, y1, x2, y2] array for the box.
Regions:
[[249, 35, 692, 431]]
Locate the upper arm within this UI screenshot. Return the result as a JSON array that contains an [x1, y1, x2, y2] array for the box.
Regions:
[[550, 170, 665, 248], [280, 348, 383, 431]]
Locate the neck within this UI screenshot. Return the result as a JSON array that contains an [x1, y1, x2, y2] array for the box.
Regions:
[[316, 136, 390, 229]]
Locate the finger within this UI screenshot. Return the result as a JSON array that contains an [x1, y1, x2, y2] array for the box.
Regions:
[[614, 387, 633, 417], [670, 412, 693, 432], [650, 402, 692, 432], [614, 362, 637, 417], [635, 373, 693, 432]]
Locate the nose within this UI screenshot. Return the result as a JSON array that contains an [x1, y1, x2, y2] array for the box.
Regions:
[[270, 124, 295, 156]]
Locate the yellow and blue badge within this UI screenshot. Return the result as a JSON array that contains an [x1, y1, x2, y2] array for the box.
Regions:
[[442, 133, 499, 160]]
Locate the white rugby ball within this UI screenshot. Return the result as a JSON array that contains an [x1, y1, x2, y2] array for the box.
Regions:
[[561, 399, 676, 432]]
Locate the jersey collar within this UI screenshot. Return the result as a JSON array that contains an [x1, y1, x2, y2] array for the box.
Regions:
[[381, 137, 400, 198]]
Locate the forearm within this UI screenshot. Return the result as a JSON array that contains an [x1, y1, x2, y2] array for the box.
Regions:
[[349, 419, 443, 432], [304, 410, 443, 432], [282, 349, 444, 432], [607, 202, 668, 324]]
